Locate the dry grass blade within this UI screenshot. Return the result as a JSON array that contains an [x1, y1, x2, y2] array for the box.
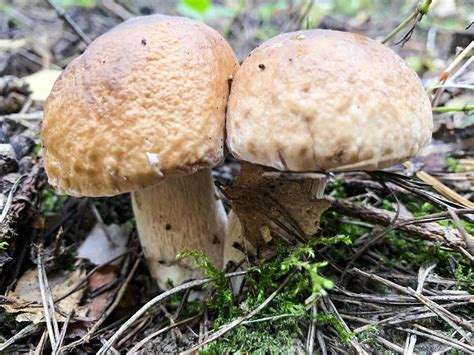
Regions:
[[126, 314, 201, 354], [322, 297, 368, 355], [428, 41, 474, 104], [60, 256, 141, 352], [352, 301, 470, 333], [316, 329, 328, 355], [403, 334, 416, 355], [416, 264, 436, 293], [411, 292, 474, 343], [396, 326, 474, 353], [0, 174, 25, 223], [97, 270, 246, 354], [352, 269, 474, 344], [376, 336, 404, 354], [34, 329, 49, 355], [409, 166, 474, 209], [52, 309, 73, 355], [0, 323, 41, 352], [37, 245, 59, 349], [334, 288, 473, 305], [448, 208, 474, 252], [306, 304, 317, 354]]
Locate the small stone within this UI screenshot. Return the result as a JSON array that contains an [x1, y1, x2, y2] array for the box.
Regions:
[[10, 135, 35, 158], [18, 156, 33, 174], [0, 76, 31, 115]]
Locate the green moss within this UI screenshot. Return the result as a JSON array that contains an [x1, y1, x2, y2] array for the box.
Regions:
[[178, 236, 346, 353]]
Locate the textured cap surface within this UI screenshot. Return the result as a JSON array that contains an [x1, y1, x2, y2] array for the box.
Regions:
[[226, 30, 433, 172], [43, 15, 238, 196]]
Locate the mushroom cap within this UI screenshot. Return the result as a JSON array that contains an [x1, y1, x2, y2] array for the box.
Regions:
[[226, 30, 433, 172], [42, 15, 239, 197]]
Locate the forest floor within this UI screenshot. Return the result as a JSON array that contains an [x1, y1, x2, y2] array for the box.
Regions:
[[0, 0, 473, 353]]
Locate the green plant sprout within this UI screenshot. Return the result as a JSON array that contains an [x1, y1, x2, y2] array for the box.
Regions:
[[382, 0, 433, 44], [432, 104, 474, 113]]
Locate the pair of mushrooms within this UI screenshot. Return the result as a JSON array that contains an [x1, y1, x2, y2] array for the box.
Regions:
[[42, 15, 432, 288]]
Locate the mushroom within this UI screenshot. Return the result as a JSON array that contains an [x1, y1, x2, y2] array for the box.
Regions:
[[42, 15, 239, 288], [224, 30, 433, 260]]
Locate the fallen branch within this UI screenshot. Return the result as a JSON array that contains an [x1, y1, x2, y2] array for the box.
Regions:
[[328, 197, 471, 250]]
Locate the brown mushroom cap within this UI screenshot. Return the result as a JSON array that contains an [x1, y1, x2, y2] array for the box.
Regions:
[[226, 30, 433, 172], [42, 15, 239, 197]]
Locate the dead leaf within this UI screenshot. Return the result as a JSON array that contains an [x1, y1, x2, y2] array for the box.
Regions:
[[23, 69, 61, 102], [77, 223, 129, 266], [86, 265, 118, 320], [1, 268, 87, 323]]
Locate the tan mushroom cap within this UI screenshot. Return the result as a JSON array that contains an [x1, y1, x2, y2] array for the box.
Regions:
[[226, 30, 433, 172], [42, 15, 239, 197]]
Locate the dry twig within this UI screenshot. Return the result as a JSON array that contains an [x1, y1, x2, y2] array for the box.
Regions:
[[45, 0, 92, 44], [97, 270, 246, 354]]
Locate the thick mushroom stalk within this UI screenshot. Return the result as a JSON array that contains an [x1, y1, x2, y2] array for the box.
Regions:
[[132, 168, 226, 288], [223, 163, 330, 266]]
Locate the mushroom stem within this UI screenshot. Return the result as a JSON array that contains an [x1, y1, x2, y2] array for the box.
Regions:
[[223, 163, 330, 265], [131, 168, 226, 289]]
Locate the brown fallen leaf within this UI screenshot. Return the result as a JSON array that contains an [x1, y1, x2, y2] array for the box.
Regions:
[[2, 268, 87, 323], [23, 69, 62, 102], [85, 264, 119, 321]]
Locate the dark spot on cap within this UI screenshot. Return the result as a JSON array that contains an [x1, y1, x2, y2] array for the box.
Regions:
[[258, 64, 266, 70], [165, 224, 171, 230], [141, 39, 147, 46]]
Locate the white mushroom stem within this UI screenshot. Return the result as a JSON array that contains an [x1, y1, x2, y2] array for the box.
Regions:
[[223, 210, 257, 270], [131, 168, 227, 289]]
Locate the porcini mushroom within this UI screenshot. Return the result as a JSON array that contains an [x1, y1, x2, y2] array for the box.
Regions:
[[42, 15, 239, 288], [224, 30, 433, 260]]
